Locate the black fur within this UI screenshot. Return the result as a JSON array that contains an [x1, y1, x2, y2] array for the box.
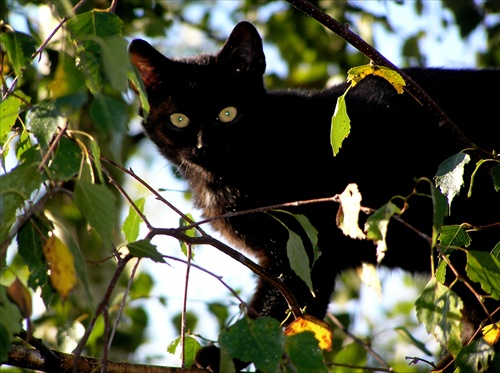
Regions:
[[129, 21, 499, 371]]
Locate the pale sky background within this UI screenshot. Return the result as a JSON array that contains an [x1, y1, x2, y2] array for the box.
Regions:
[[7, 0, 494, 369]]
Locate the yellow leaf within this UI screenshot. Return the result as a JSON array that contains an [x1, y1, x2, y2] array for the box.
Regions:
[[7, 277, 32, 318], [482, 322, 500, 345], [347, 64, 406, 94], [43, 235, 77, 301], [284, 314, 333, 351]]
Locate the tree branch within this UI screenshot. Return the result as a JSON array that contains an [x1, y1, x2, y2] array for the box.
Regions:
[[6, 344, 207, 373], [284, 0, 474, 150]]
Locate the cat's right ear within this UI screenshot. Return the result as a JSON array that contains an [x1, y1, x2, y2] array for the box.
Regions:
[[129, 39, 171, 90], [217, 21, 266, 75]]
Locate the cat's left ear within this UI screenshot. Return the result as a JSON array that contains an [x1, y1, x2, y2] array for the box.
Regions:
[[217, 21, 266, 75]]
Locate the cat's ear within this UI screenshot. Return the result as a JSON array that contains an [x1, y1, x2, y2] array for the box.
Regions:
[[217, 21, 266, 75], [129, 39, 172, 89]]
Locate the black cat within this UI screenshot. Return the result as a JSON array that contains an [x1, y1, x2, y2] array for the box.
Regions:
[[129, 21, 499, 371]]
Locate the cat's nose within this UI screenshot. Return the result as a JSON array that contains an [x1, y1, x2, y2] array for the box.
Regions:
[[196, 131, 206, 150]]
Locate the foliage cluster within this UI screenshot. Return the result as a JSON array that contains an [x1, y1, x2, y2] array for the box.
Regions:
[[0, 1, 499, 372]]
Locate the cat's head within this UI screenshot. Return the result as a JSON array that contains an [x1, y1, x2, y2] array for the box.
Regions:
[[129, 21, 267, 174]]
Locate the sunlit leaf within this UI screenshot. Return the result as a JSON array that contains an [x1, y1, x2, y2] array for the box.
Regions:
[[330, 92, 350, 156], [74, 180, 117, 244], [454, 338, 495, 372], [0, 30, 37, 83], [179, 215, 197, 259], [42, 235, 77, 301], [348, 64, 406, 93], [336, 183, 366, 240], [127, 239, 165, 263], [415, 278, 463, 357], [219, 316, 284, 373], [0, 95, 22, 146], [0, 163, 42, 243], [284, 314, 332, 351], [466, 250, 500, 300], [67, 10, 123, 39], [364, 201, 401, 264], [122, 198, 146, 243], [482, 322, 500, 345], [435, 152, 470, 209], [26, 100, 61, 150], [438, 225, 471, 247], [167, 335, 202, 368]]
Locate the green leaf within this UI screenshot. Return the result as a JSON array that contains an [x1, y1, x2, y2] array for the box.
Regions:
[[0, 30, 37, 83], [431, 183, 449, 248], [394, 326, 433, 356], [179, 215, 197, 258], [219, 316, 284, 372], [48, 52, 86, 98], [0, 95, 22, 146], [287, 229, 313, 293], [330, 92, 350, 156], [26, 100, 60, 150], [97, 36, 130, 92], [17, 217, 51, 295], [438, 225, 471, 248], [74, 180, 117, 244], [122, 198, 145, 243], [492, 164, 500, 192], [67, 11, 125, 93], [331, 341, 367, 369], [435, 152, 470, 209], [364, 201, 401, 264], [127, 239, 165, 263], [0, 286, 23, 362], [466, 250, 500, 300], [167, 335, 202, 368], [415, 278, 463, 357], [293, 214, 320, 264], [128, 67, 150, 121], [454, 338, 495, 373], [89, 94, 128, 158], [0, 162, 42, 243], [285, 331, 327, 373], [48, 136, 82, 181], [67, 10, 123, 39]]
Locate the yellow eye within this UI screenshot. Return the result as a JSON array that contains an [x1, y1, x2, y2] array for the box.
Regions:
[[170, 113, 190, 128], [218, 106, 237, 123]]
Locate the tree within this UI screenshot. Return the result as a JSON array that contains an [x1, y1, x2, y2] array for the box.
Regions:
[[1, 0, 499, 372]]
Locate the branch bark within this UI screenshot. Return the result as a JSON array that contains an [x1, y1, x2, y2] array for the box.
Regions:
[[6, 345, 207, 373]]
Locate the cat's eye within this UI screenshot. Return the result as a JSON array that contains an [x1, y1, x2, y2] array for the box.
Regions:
[[170, 113, 190, 128], [218, 106, 237, 123]]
